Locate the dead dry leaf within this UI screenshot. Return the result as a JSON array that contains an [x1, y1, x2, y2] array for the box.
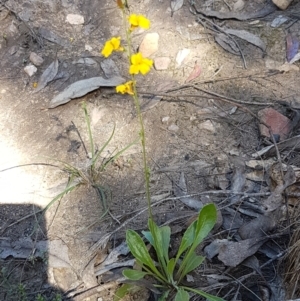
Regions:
[[217, 237, 267, 267], [174, 172, 203, 210], [238, 215, 276, 240], [171, 0, 184, 13], [49, 76, 125, 108], [35, 58, 59, 92], [185, 61, 201, 83], [224, 29, 266, 52]]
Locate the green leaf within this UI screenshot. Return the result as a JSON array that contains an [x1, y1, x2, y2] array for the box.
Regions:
[[175, 288, 190, 301], [158, 290, 170, 301], [160, 226, 171, 263], [123, 269, 147, 281], [193, 204, 217, 247], [142, 230, 154, 246], [177, 204, 217, 279], [167, 258, 176, 276], [113, 284, 132, 301], [183, 286, 225, 301], [126, 230, 163, 278], [148, 219, 164, 262], [181, 252, 205, 278], [176, 220, 196, 260]]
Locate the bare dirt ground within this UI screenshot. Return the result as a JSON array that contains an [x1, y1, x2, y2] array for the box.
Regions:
[[1, 0, 300, 300]]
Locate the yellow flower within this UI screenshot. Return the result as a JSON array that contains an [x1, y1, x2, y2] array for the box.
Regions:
[[128, 14, 150, 31], [101, 37, 124, 58], [116, 81, 135, 95], [129, 53, 153, 75]]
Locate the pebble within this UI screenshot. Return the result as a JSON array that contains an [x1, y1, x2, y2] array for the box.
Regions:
[[258, 108, 292, 140], [198, 120, 215, 133], [66, 14, 84, 25], [154, 57, 171, 70], [24, 65, 37, 77], [271, 15, 289, 27], [139, 32, 159, 57], [162, 116, 170, 123], [176, 48, 190, 67], [168, 124, 179, 131], [30, 52, 44, 66], [77, 58, 97, 66], [272, 0, 293, 10], [85, 44, 93, 52]]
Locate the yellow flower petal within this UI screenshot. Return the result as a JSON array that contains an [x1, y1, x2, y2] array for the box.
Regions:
[[139, 63, 151, 75], [138, 15, 150, 29], [128, 14, 139, 27], [116, 81, 135, 95], [131, 53, 142, 65], [101, 42, 114, 58], [128, 14, 150, 30], [116, 84, 126, 94], [129, 52, 153, 75], [111, 37, 121, 50], [101, 37, 123, 57]]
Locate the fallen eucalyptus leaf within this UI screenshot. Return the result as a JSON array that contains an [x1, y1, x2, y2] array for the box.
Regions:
[[185, 61, 201, 83], [100, 58, 120, 78], [224, 29, 266, 52], [217, 237, 267, 267], [192, 4, 276, 20], [215, 33, 240, 55], [238, 215, 276, 239], [49, 76, 125, 108], [35, 58, 59, 92], [171, 0, 184, 13], [39, 27, 70, 48], [174, 172, 203, 210], [286, 34, 299, 62]]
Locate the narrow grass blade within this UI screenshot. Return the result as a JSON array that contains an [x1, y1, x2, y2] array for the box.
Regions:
[[100, 137, 139, 172], [82, 101, 94, 159], [91, 123, 116, 168]]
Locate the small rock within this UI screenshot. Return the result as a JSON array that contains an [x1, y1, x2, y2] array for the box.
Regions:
[[168, 124, 179, 131], [24, 65, 37, 77], [8, 23, 19, 34], [176, 48, 190, 67], [85, 44, 93, 52], [66, 14, 84, 25], [154, 57, 171, 70], [100, 59, 120, 78], [77, 58, 97, 66], [29, 52, 44, 66], [139, 33, 159, 57], [233, 0, 245, 11], [276, 63, 299, 72], [198, 120, 215, 133], [162, 116, 170, 123], [52, 268, 78, 291], [271, 15, 289, 27], [258, 108, 292, 140], [9, 45, 18, 55], [272, 0, 293, 10]]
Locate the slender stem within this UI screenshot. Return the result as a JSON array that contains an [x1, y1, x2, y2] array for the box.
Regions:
[[121, 7, 153, 219]]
